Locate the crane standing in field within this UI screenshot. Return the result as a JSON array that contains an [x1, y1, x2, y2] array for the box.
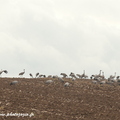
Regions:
[[29, 73, 33, 78], [69, 72, 77, 79], [108, 72, 117, 82], [60, 73, 68, 78], [0, 69, 8, 77], [36, 72, 39, 78], [100, 72, 105, 79], [81, 70, 88, 79], [90, 70, 102, 80], [10, 81, 18, 85], [109, 72, 116, 79], [19, 69, 25, 77], [76, 74, 82, 79]]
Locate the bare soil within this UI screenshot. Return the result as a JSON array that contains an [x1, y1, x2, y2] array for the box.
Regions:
[[0, 77, 120, 120]]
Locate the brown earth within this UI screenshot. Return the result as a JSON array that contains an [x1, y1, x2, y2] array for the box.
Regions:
[[0, 77, 120, 120]]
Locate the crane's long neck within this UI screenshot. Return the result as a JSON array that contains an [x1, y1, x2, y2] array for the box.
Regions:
[[99, 70, 102, 75], [114, 72, 116, 77], [102, 72, 104, 76], [83, 70, 85, 75]]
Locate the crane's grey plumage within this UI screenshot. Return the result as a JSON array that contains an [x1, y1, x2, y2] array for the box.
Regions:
[[43, 75, 46, 78], [110, 72, 116, 79], [45, 80, 53, 84], [107, 72, 116, 82], [69, 72, 76, 78], [81, 70, 85, 79], [92, 80, 97, 84], [52, 75, 58, 78], [100, 81, 106, 84], [64, 82, 70, 87], [99, 72, 105, 80], [10, 81, 18, 85], [2, 70, 8, 74], [76, 74, 82, 79], [79, 70, 88, 79], [29, 73, 33, 78], [0, 69, 8, 77], [36, 72, 39, 78], [39, 74, 46, 78], [19, 69, 25, 77], [58, 77, 64, 83], [91, 70, 102, 80], [48, 75, 52, 78], [116, 76, 120, 80], [72, 78, 76, 81], [60, 73, 67, 78], [0, 70, 2, 76]]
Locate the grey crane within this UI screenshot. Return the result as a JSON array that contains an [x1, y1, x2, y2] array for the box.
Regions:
[[10, 81, 18, 85], [0, 69, 8, 77], [29, 73, 33, 78], [60, 73, 68, 78], [69, 72, 76, 78], [58, 77, 64, 83], [2, 70, 8, 74], [45, 80, 53, 84], [19, 69, 25, 77], [36, 72, 39, 78], [76, 74, 82, 79], [39, 74, 46, 78], [110, 72, 116, 79], [64, 82, 70, 87]]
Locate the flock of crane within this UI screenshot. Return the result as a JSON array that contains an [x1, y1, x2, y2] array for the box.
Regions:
[[1, 69, 120, 86], [18, 69, 120, 86]]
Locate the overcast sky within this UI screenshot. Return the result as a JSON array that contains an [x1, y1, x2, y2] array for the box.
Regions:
[[0, 0, 120, 78]]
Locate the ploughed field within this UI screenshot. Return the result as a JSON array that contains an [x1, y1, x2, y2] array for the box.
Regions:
[[0, 77, 120, 120]]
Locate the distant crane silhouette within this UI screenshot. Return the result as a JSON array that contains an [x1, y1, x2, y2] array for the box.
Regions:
[[64, 82, 70, 87], [60, 73, 68, 78], [45, 80, 53, 84], [81, 70, 88, 79], [0, 69, 8, 77], [39, 74, 46, 78], [36, 72, 39, 78], [29, 73, 33, 78], [10, 81, 18, 85], [100, 72, 105, 79], [0, 70, 2, 76], [76, 74, 82, 79], [19, 69, 25, 77], [69, 72, 76, 78], [3, 70, 8, 74], [110, 72, 116, 79], [58, 77, 64, 83]]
